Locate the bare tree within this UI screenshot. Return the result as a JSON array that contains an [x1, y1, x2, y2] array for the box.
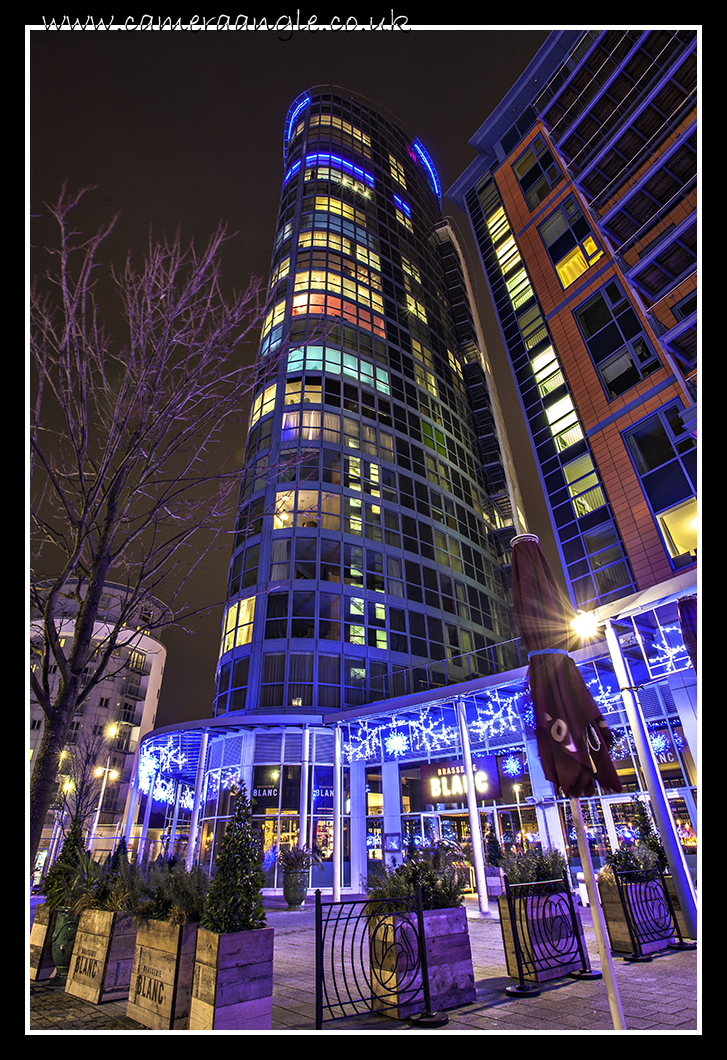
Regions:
[[29, 185, 272, 869]]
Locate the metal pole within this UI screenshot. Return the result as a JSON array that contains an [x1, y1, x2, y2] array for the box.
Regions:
[[456, 697, 491, 916], [604, 620, 697, 938], [300, 725, 310, 848], [571, 797, 626, 1030], [186, 731, 208, 871], [88, 761, 112, 852], [333, 723, 342, 901]]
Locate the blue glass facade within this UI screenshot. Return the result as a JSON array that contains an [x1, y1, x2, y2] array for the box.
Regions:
[[214, 87, 523, 719]]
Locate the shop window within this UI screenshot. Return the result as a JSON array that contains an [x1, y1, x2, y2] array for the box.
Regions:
[[575, 281, 660, 399]]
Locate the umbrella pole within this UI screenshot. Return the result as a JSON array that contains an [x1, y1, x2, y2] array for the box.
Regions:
[[570, 797, 626, 1031]]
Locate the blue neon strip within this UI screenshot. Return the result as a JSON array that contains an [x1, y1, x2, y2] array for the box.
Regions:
[[283, 159, 302, 184], [393, 194, 411, 216], [305, 152, 375, 187], [285, 94, 311, 144], [412, 140, 441, 203]]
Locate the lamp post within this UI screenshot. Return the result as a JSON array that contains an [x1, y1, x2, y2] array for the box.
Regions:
[[88, 725, 119, 853], [572, 610, 698, 939], [513, 783, 524, 851]]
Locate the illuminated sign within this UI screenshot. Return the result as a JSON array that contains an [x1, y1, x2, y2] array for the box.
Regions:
[[420, 756, 500, 805]]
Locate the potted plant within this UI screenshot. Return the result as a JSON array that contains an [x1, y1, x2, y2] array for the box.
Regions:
[[189, 784, 274, 1030], [497, 847, 592, 986], [597, 843, 691, 958], [484, 829, 505, 896], [126, 857, 207, 1029], [34, 818, 99, 982], [364, 840, 476, 1020], [277, 843, 323, 909], [64, 838, 141, 1003]]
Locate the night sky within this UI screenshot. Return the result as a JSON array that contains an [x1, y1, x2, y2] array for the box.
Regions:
[[29, 24, 556, 728]]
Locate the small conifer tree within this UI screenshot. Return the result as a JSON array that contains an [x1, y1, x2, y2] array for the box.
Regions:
[[631, 794, 668, 871], [485, 829, 505, 867], [201, 784, 266, 933], [42, 817, 86, 910]]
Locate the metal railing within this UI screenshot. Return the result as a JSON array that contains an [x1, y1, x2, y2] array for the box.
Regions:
[[613, 867, 695, 960], [501, 871, 596, 996], [314, 887, 442, 1028]]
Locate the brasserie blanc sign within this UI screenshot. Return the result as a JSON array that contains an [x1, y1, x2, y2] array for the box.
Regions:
[[420, 756, 500, 803]]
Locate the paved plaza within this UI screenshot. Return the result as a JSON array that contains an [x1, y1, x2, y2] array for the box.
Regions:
[[28, 895, 699, 1034]]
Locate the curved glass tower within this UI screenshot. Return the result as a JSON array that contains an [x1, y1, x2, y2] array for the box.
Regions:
[[213, 86, 524, 719]]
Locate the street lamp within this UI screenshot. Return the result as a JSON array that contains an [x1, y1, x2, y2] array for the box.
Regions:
[[571, 607, 698, 939], [88, 725, 119, 852]]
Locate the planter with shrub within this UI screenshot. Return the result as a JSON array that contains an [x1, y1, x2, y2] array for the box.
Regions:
[[64, 839, 141, 1004], [32, 819, 93, 982], [365, 840, 475, 1020], [497, 848, 593, 987], [126, 859, 207, 1030], [597, 846, 693, 959], [189, 785, 274, 1031]]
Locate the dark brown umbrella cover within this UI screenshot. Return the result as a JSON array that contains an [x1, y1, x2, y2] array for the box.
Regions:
[[511, 535, 622, 799], [678, 594, 697, 674]]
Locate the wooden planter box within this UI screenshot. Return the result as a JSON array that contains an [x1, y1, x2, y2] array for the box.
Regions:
[[497, 892, 588, 983], [189, 926, 274, 1030], [65, 910, 137, 1003], [666, 876, 696, 941], [126, 919, 199, 1029], [598, 876, 683, 957], [30, 903, 57, 981], [370, 905, 475, 1020]]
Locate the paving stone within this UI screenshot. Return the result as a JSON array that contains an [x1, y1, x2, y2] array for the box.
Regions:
[[29, 896, 699, 1033]]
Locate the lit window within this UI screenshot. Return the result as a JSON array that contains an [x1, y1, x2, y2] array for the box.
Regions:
[[623, 403, 697, 565], [220, 597, 255, 655], [545, 395, 583, 452], [401, 256, 419, 282], [389, 153, 406, 187], [539, 197, 603, 289], [250, 384, 277, 426], [563, 453, 606, 517], [513, 135, 562, 209], [406, 294, 427, 322], [531, 346, 565, 398]]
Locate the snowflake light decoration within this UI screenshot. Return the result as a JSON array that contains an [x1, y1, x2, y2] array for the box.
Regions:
[[500, 754, 522, 779], [384, 729, 409, 758]]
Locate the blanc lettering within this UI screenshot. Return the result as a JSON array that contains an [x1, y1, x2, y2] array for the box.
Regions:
[[429, 771, 489, 798], [74, 954, 99, 978], [135, 973, 165, 1004]]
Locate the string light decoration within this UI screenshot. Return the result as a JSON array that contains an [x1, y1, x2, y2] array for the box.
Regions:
[[469, 688, 528, 742], [631, 612, 691, 679], [137, 737, 188, 798]]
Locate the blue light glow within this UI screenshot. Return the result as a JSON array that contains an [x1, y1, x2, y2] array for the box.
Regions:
[[305, 152, 374, 187], [284, 93, 311, 160], [393, 194, 411, 216], [283, 159, 302, 184], [500, 754, 523, 779], [411, 140, 441, 205]]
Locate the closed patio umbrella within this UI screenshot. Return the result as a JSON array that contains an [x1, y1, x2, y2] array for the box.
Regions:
[[678, 594, 697, 673], [510, 533, 626, 1030]]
